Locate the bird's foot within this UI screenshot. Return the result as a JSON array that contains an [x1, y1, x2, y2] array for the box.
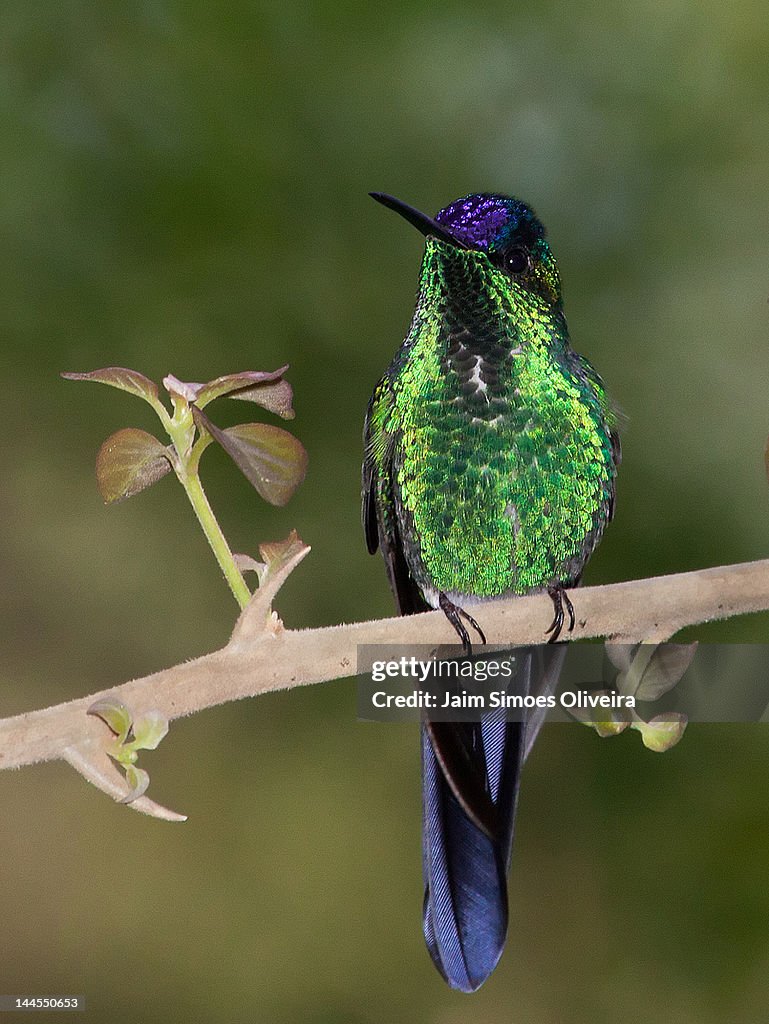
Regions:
[[438, 593, 487, 655], [545, 584, 575, 644]]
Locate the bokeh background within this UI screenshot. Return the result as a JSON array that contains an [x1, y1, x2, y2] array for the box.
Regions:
[[1, 2, 769, 1021]]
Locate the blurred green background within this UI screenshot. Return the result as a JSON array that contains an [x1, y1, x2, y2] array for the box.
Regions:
[[1, 1, 769, 1021]]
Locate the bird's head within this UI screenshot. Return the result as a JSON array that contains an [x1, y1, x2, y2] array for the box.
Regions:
[[370, 191, 562, 307]]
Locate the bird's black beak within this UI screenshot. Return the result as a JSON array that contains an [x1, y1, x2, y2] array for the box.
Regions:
[[369, 192, 468, 249]]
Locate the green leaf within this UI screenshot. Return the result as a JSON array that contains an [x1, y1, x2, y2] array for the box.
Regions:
[[604, 643, 637, 673], [130, 711, 169, 751], [569, 688, 632, 736], [61, 367, 160, 407], [633, 643, 698, 701], [193, 408, 307, 506], [121, 766, 150, 802], [192, 366, 290, 410], [592, 716, 631, 738], [227, 378, 295, 419], [88, 697, 133, 744], [636, 713, 688, 752], [96, 428, 172, 504]]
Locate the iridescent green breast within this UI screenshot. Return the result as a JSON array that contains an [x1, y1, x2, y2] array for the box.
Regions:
[[372, 240, 617, 603]]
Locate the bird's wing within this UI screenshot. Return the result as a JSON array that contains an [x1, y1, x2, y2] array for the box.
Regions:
[[361, 385, 385, 557], [362, 381, 428, 615], [570, 351, 622, 520]]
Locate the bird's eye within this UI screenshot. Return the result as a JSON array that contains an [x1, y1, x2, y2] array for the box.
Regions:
[[505, 247, 529, 274]]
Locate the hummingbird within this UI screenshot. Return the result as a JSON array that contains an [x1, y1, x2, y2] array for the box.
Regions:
[[362, 192, 620, 991]]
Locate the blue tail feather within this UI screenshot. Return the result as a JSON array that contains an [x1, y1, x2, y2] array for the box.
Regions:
[[421, 650, 531, 992]]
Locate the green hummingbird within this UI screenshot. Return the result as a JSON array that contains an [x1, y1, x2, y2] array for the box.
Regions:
[[362, 192, 620, 991]]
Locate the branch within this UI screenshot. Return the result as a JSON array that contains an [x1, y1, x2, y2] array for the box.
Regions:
[[1, 556, 768, 819]]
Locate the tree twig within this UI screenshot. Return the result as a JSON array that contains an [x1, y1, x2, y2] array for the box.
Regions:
[[1, 555, 767, 818]]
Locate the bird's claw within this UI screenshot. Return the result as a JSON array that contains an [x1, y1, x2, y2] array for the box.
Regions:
[[545, 585, 575, 644], [438, 592, 487, 655]]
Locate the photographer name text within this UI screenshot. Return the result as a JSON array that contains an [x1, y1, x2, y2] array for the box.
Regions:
[[367, 657, 635, 710], [369, 689, 635, 710]]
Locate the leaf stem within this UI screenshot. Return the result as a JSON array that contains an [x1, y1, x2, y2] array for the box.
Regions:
[[176, 466, 252, 609]]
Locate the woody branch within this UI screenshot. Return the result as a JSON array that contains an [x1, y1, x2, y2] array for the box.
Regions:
[[0, 553, 767, 820]]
